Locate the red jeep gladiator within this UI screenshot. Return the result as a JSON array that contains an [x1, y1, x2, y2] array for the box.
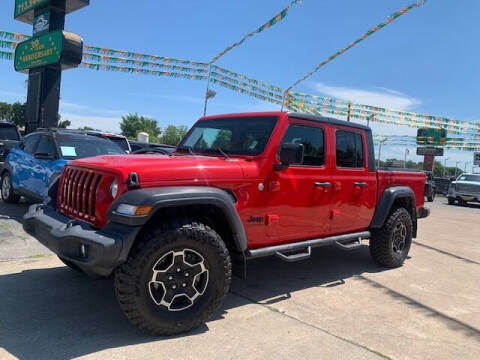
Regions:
[[24, 112, 429, 335]]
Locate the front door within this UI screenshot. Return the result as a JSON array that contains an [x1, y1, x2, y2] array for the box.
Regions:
[[330, 127, 376, 233], [266, 119, 331, 242]]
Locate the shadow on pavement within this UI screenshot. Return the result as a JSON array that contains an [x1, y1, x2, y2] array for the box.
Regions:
[[0, 245, 386, 360], [0, 199, 31, 223]]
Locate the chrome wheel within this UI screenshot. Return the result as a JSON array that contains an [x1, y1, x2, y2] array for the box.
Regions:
[[148, 248, 209, 312], [2, 175, 10, 199], [392, 222, 407, 254]]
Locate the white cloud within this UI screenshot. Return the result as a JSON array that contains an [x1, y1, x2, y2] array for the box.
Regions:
[[60, 100, 125, 116], [61, 112, 122, 133], [312, 82, 422, 110]]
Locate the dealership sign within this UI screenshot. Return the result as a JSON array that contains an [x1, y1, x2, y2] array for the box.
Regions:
[[417, 147, 444, 156], [14, 30, 83, 72], [14, 0, 89, 24], [417, 127, 447, 146]]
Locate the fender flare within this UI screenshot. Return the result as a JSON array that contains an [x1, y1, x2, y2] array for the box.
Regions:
[[370, 186, 417, 231], [107, 186, 248, 252]]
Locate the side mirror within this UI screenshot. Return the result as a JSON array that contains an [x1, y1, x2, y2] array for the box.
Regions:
[[35, 152, 54, 160], [275, 143, 304, 170]]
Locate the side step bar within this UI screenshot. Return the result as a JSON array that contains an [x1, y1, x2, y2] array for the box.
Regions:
[[245, 231, 371, 260]]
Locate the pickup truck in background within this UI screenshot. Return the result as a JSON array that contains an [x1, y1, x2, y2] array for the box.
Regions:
[[0, 122, 21, 164], [24, 111, 429, 336]]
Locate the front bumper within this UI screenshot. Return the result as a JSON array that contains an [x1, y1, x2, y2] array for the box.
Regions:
[[448, 190, 480, 203], [23, 204, 142, 276], [417, 206, 430, 219]]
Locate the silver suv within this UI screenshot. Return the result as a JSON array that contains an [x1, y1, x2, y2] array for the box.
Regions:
[[447, 173, 480, 205]]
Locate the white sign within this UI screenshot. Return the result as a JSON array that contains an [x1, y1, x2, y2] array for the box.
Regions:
[[474, 152, 480, 166]]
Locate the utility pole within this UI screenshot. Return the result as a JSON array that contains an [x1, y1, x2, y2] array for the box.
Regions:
[[464, 162, 471, 173], [404, 148, 409, 168]]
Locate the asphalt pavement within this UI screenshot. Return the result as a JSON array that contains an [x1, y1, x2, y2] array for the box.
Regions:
[[0, 197, 479, 360]]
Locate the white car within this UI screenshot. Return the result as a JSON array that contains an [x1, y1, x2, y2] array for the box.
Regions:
[[447, 173, 480, 205]]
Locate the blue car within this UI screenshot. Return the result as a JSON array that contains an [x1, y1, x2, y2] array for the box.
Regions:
[[1, 129, 124, 203]]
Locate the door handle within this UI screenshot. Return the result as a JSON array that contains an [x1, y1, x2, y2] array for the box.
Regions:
[[354, 182, 367, 187], [314, 181, 331, 188]]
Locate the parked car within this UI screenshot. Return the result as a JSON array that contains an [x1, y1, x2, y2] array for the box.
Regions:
[[1, 129, 124, 203], [424, 171, 436, 202], [24, 111, 429, 336], [0, 122, 21, 164], [434, 177, 451, 195], [447, 173, 480, 205], [57, 129, 131, 153], [129, 141, 175, 155]]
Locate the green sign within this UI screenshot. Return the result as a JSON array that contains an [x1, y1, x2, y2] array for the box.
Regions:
[[14, 0, 49, 19], [417, 127, 447, 146], [14, 0, 90, 24], [14, 30, 62, 71]]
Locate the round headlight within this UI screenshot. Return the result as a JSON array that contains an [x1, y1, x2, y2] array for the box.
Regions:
[[110, 178, 118, 198]]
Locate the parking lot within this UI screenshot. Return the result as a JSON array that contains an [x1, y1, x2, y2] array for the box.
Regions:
[[0, 197, 479, 360]]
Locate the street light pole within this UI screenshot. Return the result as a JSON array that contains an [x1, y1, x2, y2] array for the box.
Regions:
[[377, 137, 388, 168], [443, 157, 449, 177], [455, 161, 462, 178], [404, 148, 409, 168]]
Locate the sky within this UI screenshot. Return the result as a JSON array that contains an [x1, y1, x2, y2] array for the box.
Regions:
[[0, 0, 479, 170]]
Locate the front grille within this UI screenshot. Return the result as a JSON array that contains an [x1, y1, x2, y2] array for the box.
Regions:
[[59, 167, 103, 222], [456, 183, 480, 193]]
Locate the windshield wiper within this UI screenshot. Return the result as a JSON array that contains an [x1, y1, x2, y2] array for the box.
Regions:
[[178, 146, 195, 155], [216, 147, 229, 160]]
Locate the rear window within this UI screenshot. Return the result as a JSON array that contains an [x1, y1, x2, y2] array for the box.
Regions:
[[56, 135, 124, 160], [0, 126, 20, 141]]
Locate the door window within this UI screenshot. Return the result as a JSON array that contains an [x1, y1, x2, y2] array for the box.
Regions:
[[22, 134, 41, 154], [336, 131, 364, 168], [281, 124, 324, 166], [36, 135, 56, 157]]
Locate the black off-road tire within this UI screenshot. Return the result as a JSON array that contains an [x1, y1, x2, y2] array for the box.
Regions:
[[1, 172, 20, 204], [370, 207, 412, 268], [114, 219, 231, 336], [447, 197, 455, 205], [427, 192, 435, 202]]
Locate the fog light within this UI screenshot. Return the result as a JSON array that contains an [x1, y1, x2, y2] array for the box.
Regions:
[[80, 244, 86, 257]]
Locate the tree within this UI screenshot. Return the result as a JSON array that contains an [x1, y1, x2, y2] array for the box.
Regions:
[[77, 126, 94, 130], [160, 125, 188, 146], [120, 113, 161, 141], [0, 101, 25, 125], [56, 114, 71, 128]]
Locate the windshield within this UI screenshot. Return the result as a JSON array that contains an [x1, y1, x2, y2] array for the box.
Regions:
[[56, 135, 125, 160], [178, 116, 277, 156], [0, 126, 20, 141], [456, 174, 480, 182]]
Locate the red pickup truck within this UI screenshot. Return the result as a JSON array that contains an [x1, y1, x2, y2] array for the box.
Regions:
[[24, 111, 429, 335]]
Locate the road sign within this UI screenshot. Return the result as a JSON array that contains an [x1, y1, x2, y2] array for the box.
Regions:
[[474, 152, 480, 166], [14, 0, 89, 24], [417, 147, 444, 156], [416, 127, 447, 146], [14, 30, 83, 72]]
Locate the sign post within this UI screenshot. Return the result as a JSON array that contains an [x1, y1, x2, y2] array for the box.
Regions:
[[13, 0, 88, 133]]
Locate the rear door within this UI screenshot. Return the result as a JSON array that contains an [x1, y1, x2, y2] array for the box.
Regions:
[[330, 127, 376, 233], [266, 119, 331, 241], [14, 133, 41, 193], [30, 134, 58, 197]]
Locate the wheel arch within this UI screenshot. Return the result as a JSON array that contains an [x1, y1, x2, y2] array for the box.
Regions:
[[107, 186, 248, 261], [370, 186, 418, 237]]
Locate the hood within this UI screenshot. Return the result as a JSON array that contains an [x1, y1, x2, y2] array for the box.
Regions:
[[69, 154, 248, 183]]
